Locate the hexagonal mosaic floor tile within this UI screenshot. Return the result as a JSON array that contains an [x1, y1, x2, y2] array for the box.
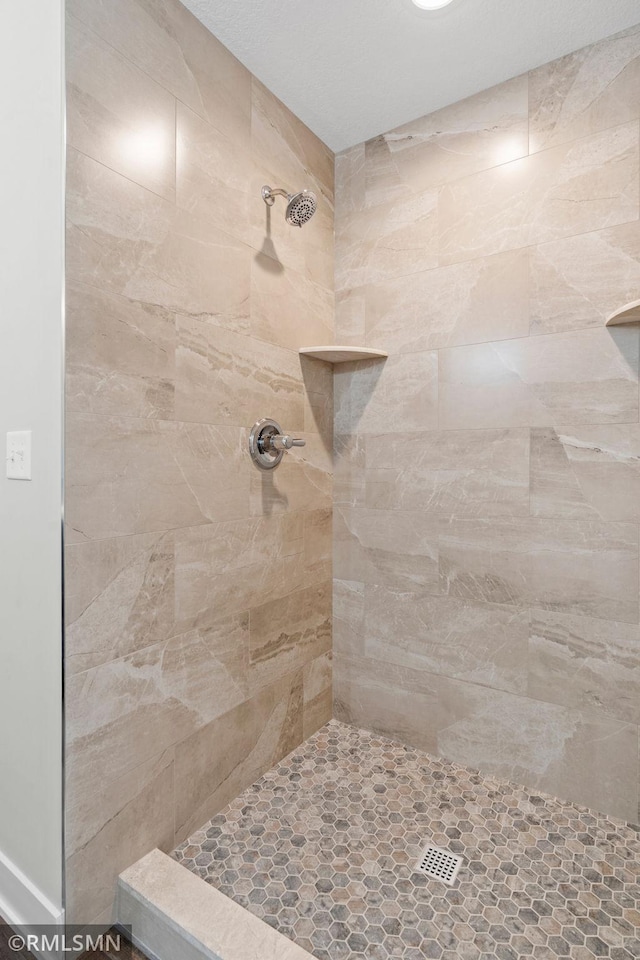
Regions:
[[173, 721, 640, 960]]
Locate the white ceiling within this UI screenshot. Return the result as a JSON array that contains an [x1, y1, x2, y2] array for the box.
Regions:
[[181, 0, 640, 152]]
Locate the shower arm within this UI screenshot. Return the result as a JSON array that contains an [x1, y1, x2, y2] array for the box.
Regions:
[[261, 186, 290, 205]]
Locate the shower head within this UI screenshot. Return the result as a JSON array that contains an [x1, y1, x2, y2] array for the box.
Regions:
[[261, 185, 317, 227]]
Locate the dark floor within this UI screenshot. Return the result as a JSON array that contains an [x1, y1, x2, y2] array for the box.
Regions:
[[0, 920, 146, 960], [174, 720, 640, 960]]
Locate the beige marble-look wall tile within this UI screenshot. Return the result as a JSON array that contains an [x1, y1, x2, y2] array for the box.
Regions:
[[66, 15, 176, 201], [365, 428, 530, 518], [529, 609, 640, 725], [439, 121, 639, 264], [440, 518, 639, 622], [249, 433, 332, 518], [66, 627, 252, 813], [437, 679, 638, 822], [175, 318, 304, 429], [530, 424, 640, 521], [334, 654, 439, 755], [335, 288, 366, 345], [249, 581, 332, 684], [365, 586, 528, 695], [334, 505, 440, 594], [67, 149, 251, 332], [65, 748, 175, 926], [251, 79, 334, 204], [303, 651, 333, 739], [334, 434, 366, 507], [529, 25, 640, 154], [173, 516, 321, 638], [176, 101, 255, 247], [302, 508, 332, 580], [66, 281, 176, 419], [335, 143, 365, 216], [66, 415, 249, 542], [529, 220, 640, 335], [438, 327, 639, 431], [250, 255, 333, 350], [66, 0, 251, 149], [333, 580, 365, 658], [378, 74, 529, 193], [365, 249, 529, 353], [65, 532, 175, 676], [174, 671, 303, 843], [334, 353, 438, 436], [335, 189, 438, 291]]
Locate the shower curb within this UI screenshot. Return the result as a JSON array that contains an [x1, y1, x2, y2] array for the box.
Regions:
[[117, 849, 314, 960]]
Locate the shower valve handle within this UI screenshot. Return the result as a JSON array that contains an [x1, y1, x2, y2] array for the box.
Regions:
[[269, 434, 306, 451]]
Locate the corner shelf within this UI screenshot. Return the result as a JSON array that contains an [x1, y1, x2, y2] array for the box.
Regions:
[[606, 300, 640, 326], [299, 346, 388, 363]]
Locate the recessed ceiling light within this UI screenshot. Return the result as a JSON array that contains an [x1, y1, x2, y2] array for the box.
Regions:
[[412, 0, 455, 9]]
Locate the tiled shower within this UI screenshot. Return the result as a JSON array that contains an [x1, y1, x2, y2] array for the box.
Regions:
[[63, 1, 640, 957]]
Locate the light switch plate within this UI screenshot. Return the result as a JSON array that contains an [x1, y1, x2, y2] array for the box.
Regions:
[[6, 430, 32, 480]]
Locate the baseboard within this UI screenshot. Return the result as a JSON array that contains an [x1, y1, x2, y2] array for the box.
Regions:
[[0, 846, 63, 959]]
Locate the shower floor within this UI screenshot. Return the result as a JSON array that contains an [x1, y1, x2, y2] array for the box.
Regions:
[[173, 721, 640, 960]]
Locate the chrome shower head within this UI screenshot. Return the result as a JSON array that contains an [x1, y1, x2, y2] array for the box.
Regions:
[[261, 185, 318, 228]]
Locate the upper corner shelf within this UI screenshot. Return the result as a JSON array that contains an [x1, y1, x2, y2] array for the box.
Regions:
[[299, 346, 388, 363], [605, 300, 640, 326]]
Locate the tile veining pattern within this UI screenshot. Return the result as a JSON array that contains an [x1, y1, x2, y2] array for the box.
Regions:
[[174, 722, 640, 960], [64, 0, 333, 927], [333, 23, 640, 823]]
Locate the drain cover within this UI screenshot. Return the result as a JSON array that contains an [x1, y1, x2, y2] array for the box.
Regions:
[[414, 844, 463, 885]]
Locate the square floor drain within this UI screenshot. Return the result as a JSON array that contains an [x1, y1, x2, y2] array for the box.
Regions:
[[414, 844, 463, 885]]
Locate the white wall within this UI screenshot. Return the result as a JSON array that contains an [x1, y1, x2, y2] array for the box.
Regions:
[[0, 0, 64, 919]]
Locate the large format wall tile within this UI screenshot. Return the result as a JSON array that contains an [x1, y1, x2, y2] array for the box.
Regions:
[[66, 0, 252, 148], [249, 581, 331, 686], [364, 587, 528, 694], [530, 424, 640, 521], [65, 0, 334, 926], [529, 220, 640, 335], [66, 630, 251, 790], [334, 654, 439, 755], [66, 415, 249, 542], [333, 580, 365, 658], [529, 609, 640, 725], [66, 748, 175, 927], [66, 281, 176, 419], [175, 318, 304, 428], [376, 74, 529, 193], [249, 433, 332, 517], [438, 327, 639, 430], [335, 189, 438, 291], [65, 532, 175, 676], [437, 679, 638, 823], [250, 256, 333, 350], [529, 25, 640, 154], [333, 25, 640, 828], [251, 79, 334, 204], [440, 518, 639, 622], [439, 121, 639, 264], [174, 671, 303, 843], [176, 101, 255, 246], [173, 514, 328, 641], [66, 16, 176, 200], [365, 249, 529, 353], [365, 428, 530, 517], [302, 651, 333, 738], [334, 353, 438, 435], [67, 150, 252, 332], [334, 505, 440, 594]]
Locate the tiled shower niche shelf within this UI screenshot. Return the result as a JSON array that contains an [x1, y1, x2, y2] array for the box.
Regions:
[[299, 345, 388, 363], [606, 299, 640, 325]]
